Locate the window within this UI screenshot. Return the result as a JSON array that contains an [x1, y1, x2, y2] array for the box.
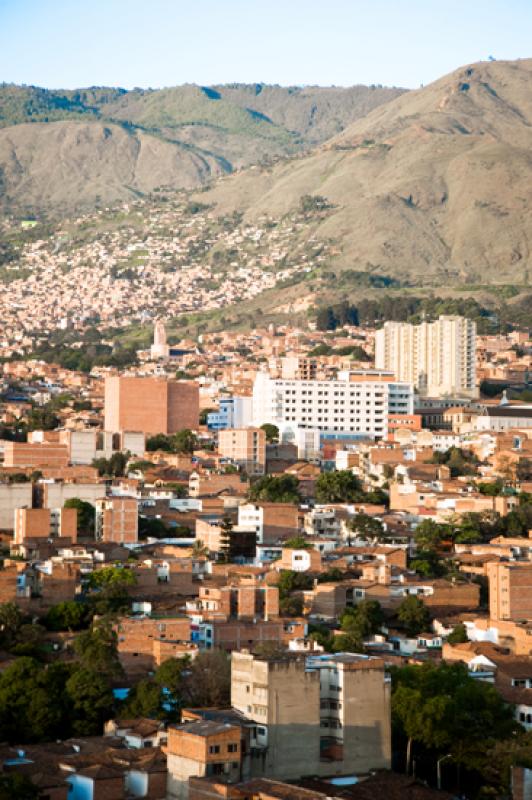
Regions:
[[228, 743, 238, 752], [209, 745, 220, 754]]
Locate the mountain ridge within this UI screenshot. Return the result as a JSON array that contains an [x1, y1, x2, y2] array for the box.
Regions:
[[195, 58, 532, 286], [0, 81, 405, 214]]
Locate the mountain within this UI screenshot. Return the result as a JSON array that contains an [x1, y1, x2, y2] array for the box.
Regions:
[[0, 82, 404, 214], [197, 58, 532, 286]]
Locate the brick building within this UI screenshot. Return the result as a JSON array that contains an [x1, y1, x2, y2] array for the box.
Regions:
[[104, 376, 199, 436], [218, 429, 266, 475], [95, 497, 138, 544], [3, 441, 69, 469], [167, 721, 242, 800], [488, 562, 532, 622]]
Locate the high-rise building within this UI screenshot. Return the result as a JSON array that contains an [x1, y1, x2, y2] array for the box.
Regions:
[[374, 315, 477, 398], [104, 376, 199, 436], [252, 369, 413, 441]]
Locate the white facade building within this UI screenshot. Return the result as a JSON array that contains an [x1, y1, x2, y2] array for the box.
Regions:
[[207, 396, 253, 430], [252, 369, 413, 442], [375, 315, 477, 398]]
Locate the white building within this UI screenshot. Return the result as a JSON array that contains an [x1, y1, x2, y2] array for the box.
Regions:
[[206, 396, 253, 430], [252, 369, 413, 442], [375, 315, 477, 398], [150, 319, 170, 359]]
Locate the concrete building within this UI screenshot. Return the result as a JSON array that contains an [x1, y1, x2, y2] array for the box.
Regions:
[[280, 356, 318, 380], [475, 405, 532, 433], [207, 397, 253, 431], [60, 429, 145, 464], [104, 376, 199, 436], [252, 370, 413, 441], [0, 483, 33, 530], [42, 481, 106, 509], [13, 507, 77, 545], [237, 503, 299, 546], [488, 562, 532, 622], [375, 315, 477, 398], [166, 720, 242, 800], [95, 497, 138, 544], [3, 440, 69, 469], [218, 428, 266, 475], [231, 651, 391, 779]]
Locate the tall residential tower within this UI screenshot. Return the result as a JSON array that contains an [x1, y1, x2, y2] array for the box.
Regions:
[[374, 315, 477, 398]]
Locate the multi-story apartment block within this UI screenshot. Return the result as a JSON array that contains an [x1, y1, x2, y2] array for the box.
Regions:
[[104, 376, 199, 435], [252, 370, 413, 441], [374, 315, 477, 398], [207, 396, 253, 431], [237, 502, 299, 547], [230, 651, 391, 779], [488, 561, 532, 622], [95, 497, 138, 544], [13, 507, 77, 545], [167, 720, 242, 800], [218, 428, 266, 475]]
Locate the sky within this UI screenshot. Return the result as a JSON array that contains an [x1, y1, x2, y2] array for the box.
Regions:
[[1, 0, 531, 90]]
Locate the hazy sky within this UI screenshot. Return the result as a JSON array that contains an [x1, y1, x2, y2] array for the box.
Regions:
[[1, 0, 531, 89]]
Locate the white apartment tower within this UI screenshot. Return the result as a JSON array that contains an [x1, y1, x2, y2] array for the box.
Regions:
[[374, 315, 477, 398]]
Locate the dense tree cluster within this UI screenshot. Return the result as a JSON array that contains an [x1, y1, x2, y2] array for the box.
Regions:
[[315, 293, 532, 334], [315, 470, 387, 505], [146, 429, 198, 454], [247, 474, 301, 504]]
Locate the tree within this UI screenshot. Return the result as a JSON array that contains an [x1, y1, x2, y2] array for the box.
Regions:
[[121, 678, 163, 720], [280, 594, 304, 617], [341, 600, 384, 638], [66, 667, 115, 735], [173, 429, 197, 454], [447, 623, 468, 644], [315, 470, 363, 503], [276, 570, 313, 598], [92, 451, 129, 477], [413, 520, 450, 551], [64, 498, 95, 536], [87, 565, 136, 590], [26, 406, 60, 431], [392, 661, 518, 776], [283, 536, 312, 549], [185, 650, 230, 707], [260, 423, 279, 443], [0, 602, 25, 647], [247, 474, 301, 504], [73, 618, 123, 679], [0, 773, 39, 799], [146, 433, 174, 452], [348, 512, 384, 540], [218, 515, 234, 562], [397, 596, 431, 637], [10, 623, 46, 658], [0, 658, 73, 743], [317, 567, 344, 583], [430, 446, 479, 478], [44, 600, 90, 631]]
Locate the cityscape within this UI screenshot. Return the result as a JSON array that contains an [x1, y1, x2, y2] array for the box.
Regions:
[[0, 2, 532, 799]]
